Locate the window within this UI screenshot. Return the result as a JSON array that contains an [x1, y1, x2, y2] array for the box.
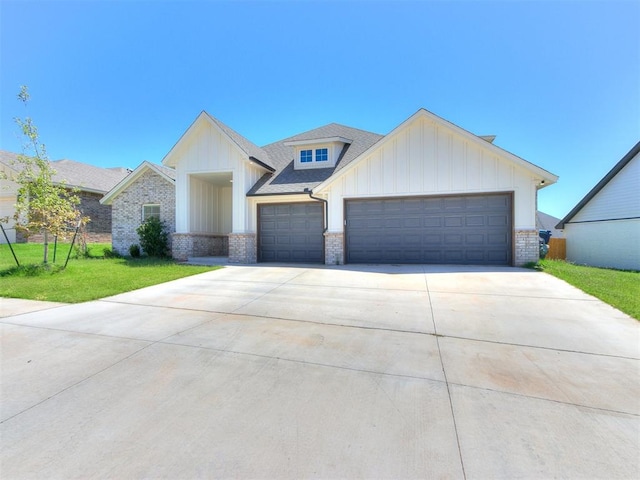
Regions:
[[315, 148, 328, 162], [142, 204, 160, 221], [300, 150, 313, 163]]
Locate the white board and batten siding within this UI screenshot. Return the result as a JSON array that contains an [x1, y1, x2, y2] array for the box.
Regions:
[[171, 120, 265, 233], [323, 117, 538, 232], [565, 151, 640, 270]]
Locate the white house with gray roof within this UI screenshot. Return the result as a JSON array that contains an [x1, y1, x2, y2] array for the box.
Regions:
[[556, 141, 639, 270], [104, 108, 558, 265]]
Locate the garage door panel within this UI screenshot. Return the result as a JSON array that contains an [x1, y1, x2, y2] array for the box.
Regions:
[[444, 216, 463, 227], [346, 194, 512, 265], [258, 203, 324, 263]]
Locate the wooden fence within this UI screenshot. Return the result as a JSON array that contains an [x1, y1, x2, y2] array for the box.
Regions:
[[546, 238, 566, 260]]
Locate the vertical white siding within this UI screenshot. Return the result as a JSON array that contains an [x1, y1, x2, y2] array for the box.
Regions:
[[571, 153, 640, 223], [172, 120, 269, 235], [324, 117, 540, 231], [234, 163, 265, 232]]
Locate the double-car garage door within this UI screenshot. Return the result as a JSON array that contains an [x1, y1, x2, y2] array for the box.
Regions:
[[345, 193, 512, 265], [258, 193, 512, 265]]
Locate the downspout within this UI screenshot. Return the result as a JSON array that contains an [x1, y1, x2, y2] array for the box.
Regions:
[[304, 188, 328, 233]]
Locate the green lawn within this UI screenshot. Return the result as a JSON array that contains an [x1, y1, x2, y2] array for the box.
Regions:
[[0, 242, 219, 303], [540, 259, 639, 320]]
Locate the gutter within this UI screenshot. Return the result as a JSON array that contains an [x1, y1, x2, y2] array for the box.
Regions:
[[304, 188, 328, 233]]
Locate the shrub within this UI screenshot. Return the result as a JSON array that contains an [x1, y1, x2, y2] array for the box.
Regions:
[[136, 216, 169, 257], [129, 244, 141, 258], [103, 248, 121, 259]]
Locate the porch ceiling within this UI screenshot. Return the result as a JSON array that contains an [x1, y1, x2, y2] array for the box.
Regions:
[[191, 172, 233, 187]]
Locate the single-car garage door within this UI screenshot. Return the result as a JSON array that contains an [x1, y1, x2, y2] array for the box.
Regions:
[[258, 202, 324, 262], [345, 193, 512, 265]]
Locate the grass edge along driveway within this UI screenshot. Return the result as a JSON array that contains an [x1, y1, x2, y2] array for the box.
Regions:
[[0, 243, 218, 303], [540, 259, 639, 320]]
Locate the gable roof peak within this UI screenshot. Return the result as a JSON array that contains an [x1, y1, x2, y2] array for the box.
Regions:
[[162, 111, 274, 171]]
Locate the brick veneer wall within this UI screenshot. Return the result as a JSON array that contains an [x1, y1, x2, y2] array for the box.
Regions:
[[111, 170, 175, 256], [78, 191, 112, 234], [514, 229, 539, 266], [228, 233, 257, 263], [24, 190, 114, 243], [324, 232, 344, 265], [172, 233, 229, 261]]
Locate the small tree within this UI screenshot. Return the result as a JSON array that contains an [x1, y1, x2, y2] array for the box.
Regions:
[[136, 216, 169, 257], [12, 86, 86, 264]]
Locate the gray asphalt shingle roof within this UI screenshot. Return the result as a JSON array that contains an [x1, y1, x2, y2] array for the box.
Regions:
[[0, 150, 130, 194], [248, 123, 383, 195], [204, 112, 275, 171]]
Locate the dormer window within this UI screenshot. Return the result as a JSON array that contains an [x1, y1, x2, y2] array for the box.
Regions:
[[285, 136, 353, 170], [301, 150, 313, 163]]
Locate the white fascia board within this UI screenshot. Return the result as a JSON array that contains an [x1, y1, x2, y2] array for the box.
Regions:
[[162, 111, 272, 173], [314, 108, 558, 193], [100, 161, 174, 205], [283, 136, 353, 147]]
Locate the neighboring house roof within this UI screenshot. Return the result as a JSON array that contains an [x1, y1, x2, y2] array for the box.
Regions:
[[101, 161, 175, 205], [163, 111, 275, 172], [536, 211, 564, 238], [248, 123, 384, 195], [0, 149, 130, 194], [556, 141, 640, 229]]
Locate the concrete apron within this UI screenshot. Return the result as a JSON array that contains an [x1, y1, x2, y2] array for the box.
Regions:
[[1, 264, 638, 479]]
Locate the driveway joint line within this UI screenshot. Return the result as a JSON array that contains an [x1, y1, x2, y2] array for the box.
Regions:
[[438, 334, 640, 361], [0, 319, 159, 344], [428, 289, 598, 301], [450, 382, 640, 417], [424, 267, 467, 480], [156, 338, 447, 384], [0, 342, 154, 425]]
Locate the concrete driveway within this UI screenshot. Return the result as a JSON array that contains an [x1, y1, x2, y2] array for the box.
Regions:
[[1, 264, 638, 479]]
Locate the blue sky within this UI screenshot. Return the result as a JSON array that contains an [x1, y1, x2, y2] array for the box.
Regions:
[[1, 0, 638, 219]]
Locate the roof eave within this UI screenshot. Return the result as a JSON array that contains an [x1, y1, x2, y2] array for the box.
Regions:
[[100, 161, 173, 205], [556, 141, 640, 229], [314, 108, 558, 193]]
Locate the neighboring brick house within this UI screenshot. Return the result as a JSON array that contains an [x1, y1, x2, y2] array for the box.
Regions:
[[100, 161, 176, 255], [0, 150, 130, 244], [105, 109, 558, 265]]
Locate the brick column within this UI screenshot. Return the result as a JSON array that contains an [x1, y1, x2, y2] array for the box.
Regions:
[[228, 233, 257, 264], [514, 229, 539, 266], [324, 232, 344, 265]]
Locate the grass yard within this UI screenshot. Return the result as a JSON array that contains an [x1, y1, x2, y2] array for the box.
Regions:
[[540, 259, 639, 320], [0, 242, 219, 303]]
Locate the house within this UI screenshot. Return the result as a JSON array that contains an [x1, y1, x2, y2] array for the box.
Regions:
[[103, 108, 558, 266], [536, 211, 563, 238], [556, 141, 640, 270], [0, 150, 130, 243], [100, 161, 176, 254]]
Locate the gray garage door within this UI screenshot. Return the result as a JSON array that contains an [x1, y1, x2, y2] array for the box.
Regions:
[[258, 202, 324, 262], [345, 194, 512, 265]]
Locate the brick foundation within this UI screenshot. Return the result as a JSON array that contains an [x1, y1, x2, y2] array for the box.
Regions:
[[172, 233, 229, 261], [514, 229, 539, 266], [324, 232, 344, 265], [228, 233, 257, 264]]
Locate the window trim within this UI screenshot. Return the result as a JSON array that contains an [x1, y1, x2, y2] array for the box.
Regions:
[[142, 204, 161, 222]]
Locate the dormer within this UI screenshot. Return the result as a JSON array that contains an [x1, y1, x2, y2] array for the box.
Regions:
[[284, 136, 352, 170]]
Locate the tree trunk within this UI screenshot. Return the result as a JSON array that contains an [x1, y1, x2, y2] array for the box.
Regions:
[[43, 230, 48, 264]]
